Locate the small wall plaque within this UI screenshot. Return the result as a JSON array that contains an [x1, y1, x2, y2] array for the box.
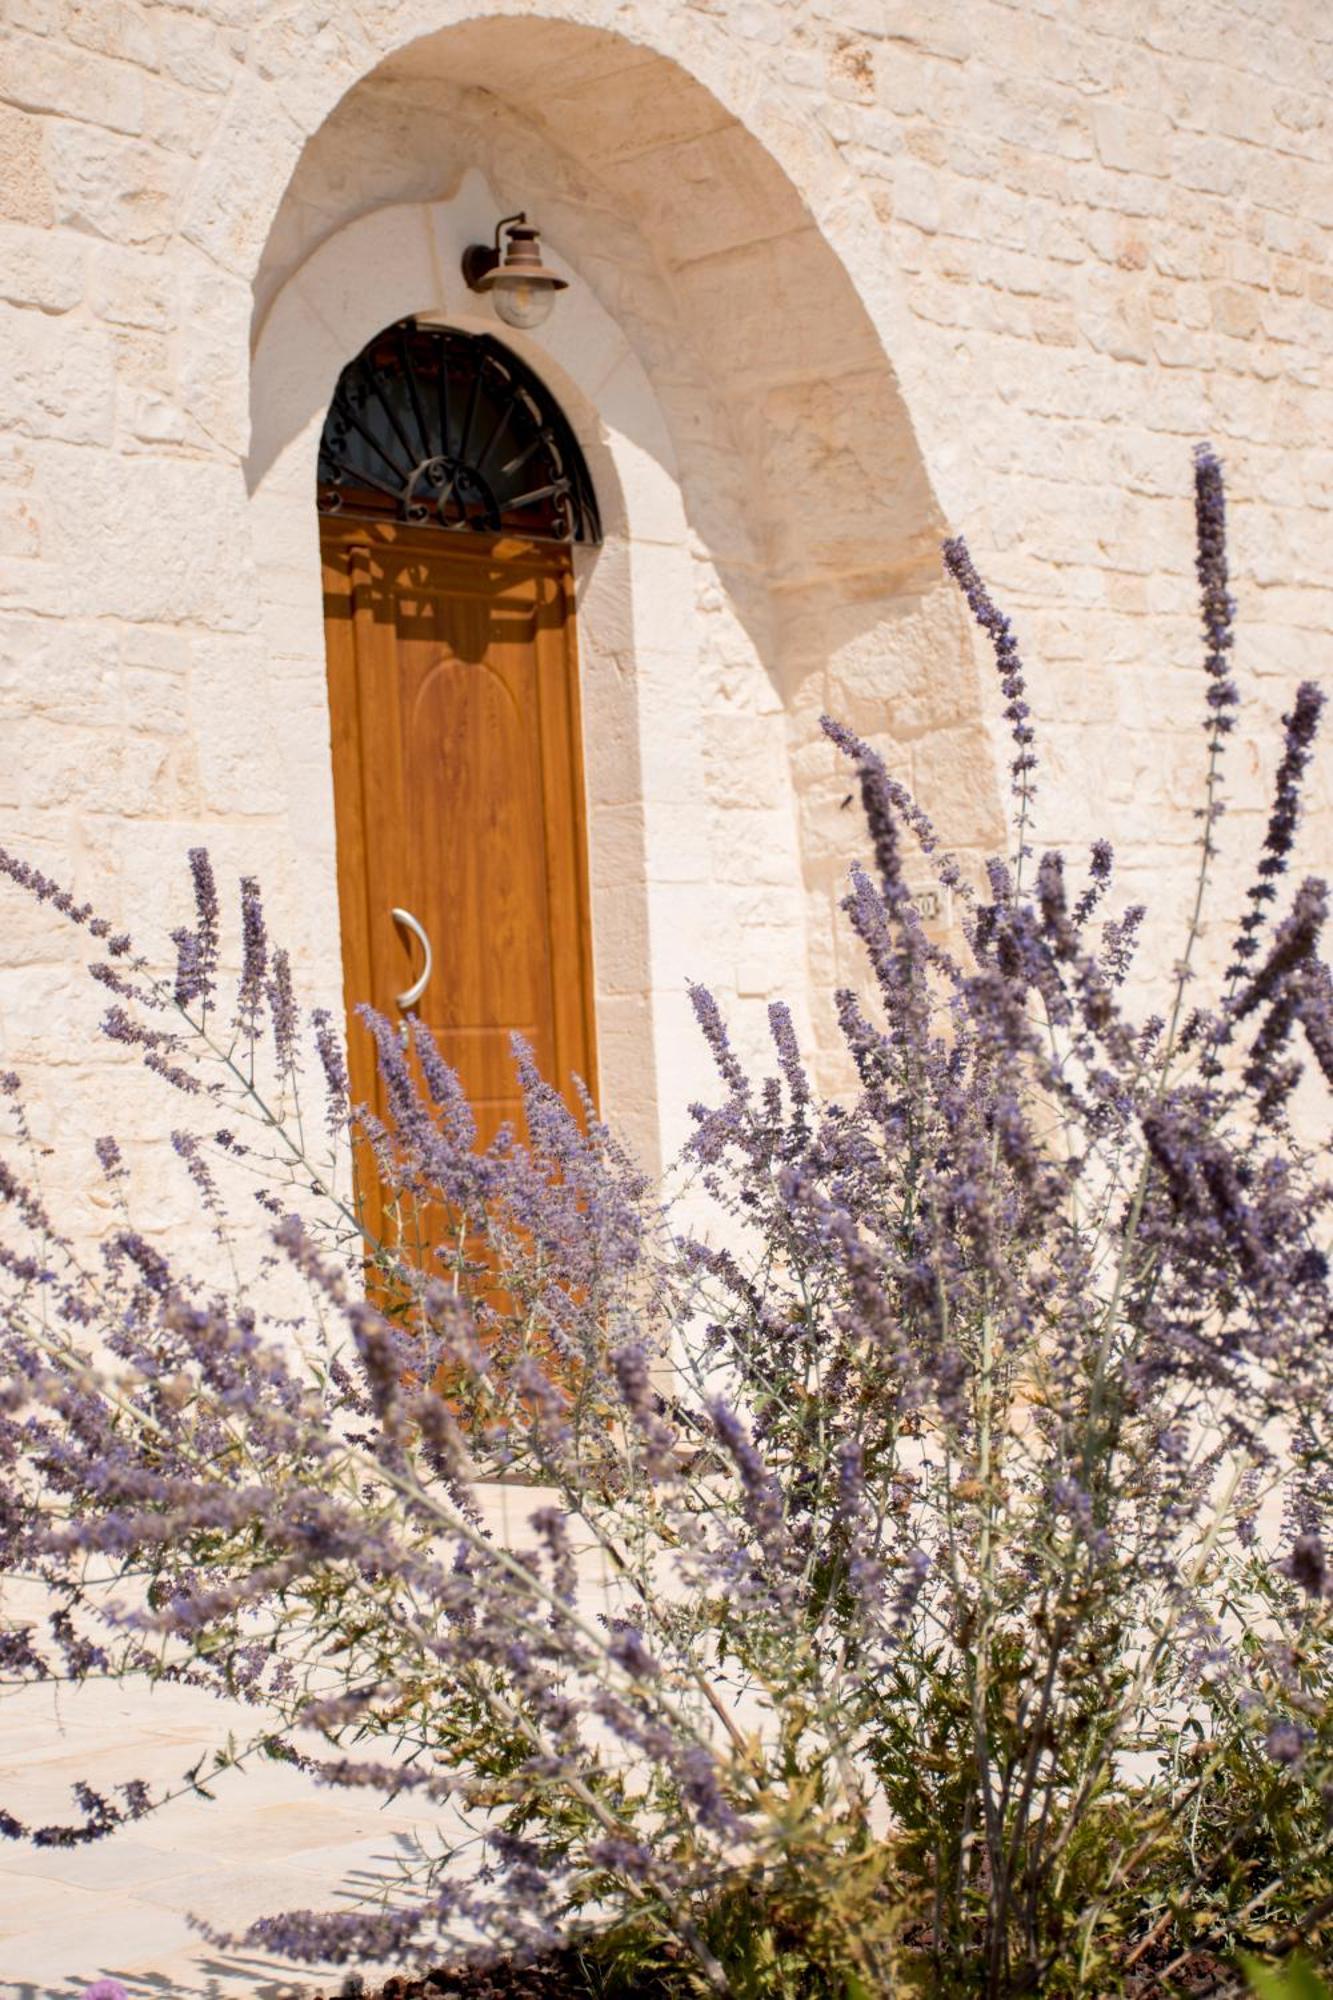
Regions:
[[909, 884, 949, 927]]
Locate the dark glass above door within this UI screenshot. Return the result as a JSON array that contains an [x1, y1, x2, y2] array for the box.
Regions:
[[317, 319, 600, 545]]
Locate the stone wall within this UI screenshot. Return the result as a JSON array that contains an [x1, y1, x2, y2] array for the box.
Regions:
[[1, 0, 1330, 1230]]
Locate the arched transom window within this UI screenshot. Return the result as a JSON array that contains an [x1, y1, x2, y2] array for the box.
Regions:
[[317, 319, 600, 545]]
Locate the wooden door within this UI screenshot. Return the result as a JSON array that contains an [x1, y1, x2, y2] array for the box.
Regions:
[[320, 516, 598, 1190]]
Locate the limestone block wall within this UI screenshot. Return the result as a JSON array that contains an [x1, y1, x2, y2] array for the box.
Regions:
[[0, 0, 1330, 1235]]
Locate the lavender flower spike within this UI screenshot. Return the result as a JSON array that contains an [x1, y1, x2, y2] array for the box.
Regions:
[[187, 846, 220, 1004], [235, 875, 268, 1036], [1229, 680, 1326, 979], [1192, 442, 1239, 739], [942, 535, 1037, 840]]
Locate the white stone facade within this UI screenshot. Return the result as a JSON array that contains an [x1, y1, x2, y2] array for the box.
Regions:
[[1, 0, 1331, 1210]]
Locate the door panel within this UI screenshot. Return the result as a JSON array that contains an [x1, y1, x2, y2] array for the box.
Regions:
[[320, 517, 597, 1177]]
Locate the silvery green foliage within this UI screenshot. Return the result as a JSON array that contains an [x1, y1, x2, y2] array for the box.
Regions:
[[0, 450, 1331, 1996]]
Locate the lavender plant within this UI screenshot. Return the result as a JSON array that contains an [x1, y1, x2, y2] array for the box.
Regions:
[[0, 449, 1331, 1997]]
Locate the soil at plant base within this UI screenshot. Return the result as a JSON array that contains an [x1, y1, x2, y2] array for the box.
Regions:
[[313, 1957, 628, 2000], [313, 1946, 1238, 2000]]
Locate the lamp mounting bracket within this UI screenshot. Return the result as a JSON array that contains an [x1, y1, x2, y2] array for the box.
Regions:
[[461, 212, 527, 293]]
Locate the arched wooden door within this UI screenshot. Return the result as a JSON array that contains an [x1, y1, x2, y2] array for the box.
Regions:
[[317, 321, 600, 1163]]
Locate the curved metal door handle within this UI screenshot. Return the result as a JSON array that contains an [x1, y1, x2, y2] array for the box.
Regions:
[[391, 906, 433, 1011]]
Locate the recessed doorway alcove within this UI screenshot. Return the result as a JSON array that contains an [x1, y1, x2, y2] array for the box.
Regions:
[[244, 14, 999, 1174]]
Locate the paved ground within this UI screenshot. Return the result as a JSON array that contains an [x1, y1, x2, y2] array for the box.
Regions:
[[0, 1490, 617, 1999], [0, 1677, 434, 2000]]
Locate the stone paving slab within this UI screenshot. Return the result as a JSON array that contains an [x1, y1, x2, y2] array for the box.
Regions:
[[0, 1491, 593, 1996], [0, 1679, 434, 2000]]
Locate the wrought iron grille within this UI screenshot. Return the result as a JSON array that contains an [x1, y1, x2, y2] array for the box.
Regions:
[[316, 320, 600, 544]]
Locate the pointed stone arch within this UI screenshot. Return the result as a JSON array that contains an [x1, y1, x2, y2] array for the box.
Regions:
[[237, 9, 1002, 1163]]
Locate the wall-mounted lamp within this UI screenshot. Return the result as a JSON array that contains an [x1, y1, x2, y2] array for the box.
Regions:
[[461, 213, 568, 331]]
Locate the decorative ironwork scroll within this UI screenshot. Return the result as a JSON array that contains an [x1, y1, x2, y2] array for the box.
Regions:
[[316, 320, 600, 544]]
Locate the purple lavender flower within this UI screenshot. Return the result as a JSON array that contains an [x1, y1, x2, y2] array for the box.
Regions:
[[188, 847, 219, 1000], [1299, 958, 1333, 1087], [1284, 1532, 1328, 1598], [943, 535, 1037, 828], [1072, 839, 1114, 927], [688, 983, 751, 1099], [709, 1401, 789, 1568], [267, 947, 299, 1079], [1229, 681, 1326, 982], [611, 1342, 675, 1476], [171, 1130, 222, 1221], [170, 925, 207, 1010], [587, 1835, 656, 1880], [311, 1007, 350, 1136], [821, 715, 958, 899], [1234, 876, 1327, 1026], [0, 848, 97, 932], [1264, 1718, 1308, 1767], [605, 1621, 658, 1680], [1192, 443, 1238, 740], [235, 876, 267, 1036]]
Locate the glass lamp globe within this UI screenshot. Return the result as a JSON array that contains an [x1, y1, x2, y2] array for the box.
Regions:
[[492, 277, 557, 330], [463, 216, 568, 333]]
